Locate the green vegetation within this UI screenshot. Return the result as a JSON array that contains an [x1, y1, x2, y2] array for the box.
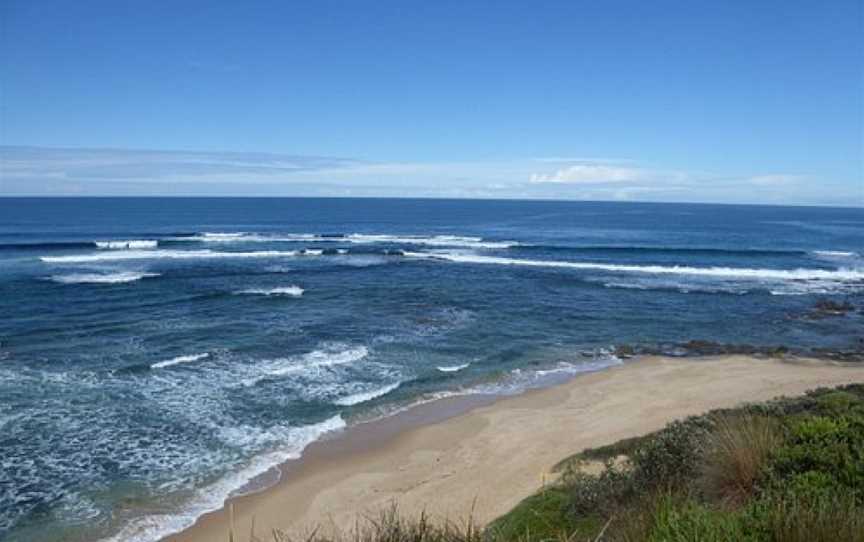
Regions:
[[250, 384, 864, 542]]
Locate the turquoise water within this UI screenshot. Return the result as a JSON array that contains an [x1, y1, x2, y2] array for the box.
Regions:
[[1, 198, 862, 541]]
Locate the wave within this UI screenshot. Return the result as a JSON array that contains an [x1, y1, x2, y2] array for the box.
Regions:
[[436, 363, 470, 373], [344, 234, 516, 249], [0, 241, 96, 251], [95, 240, 158, 250], [99, 415, 345, 542], [517, 245, 805, 257], [183, 232, 517, 249], [404, 251, 864, 282], [236, 286, 304, 297], [333, 382, 401, 406], [813, 250, 858, 258], [244, 345, 370, 386], [40, 249, 304, 263], [151, 353, 210, 369], [49, 272, 160, 284]]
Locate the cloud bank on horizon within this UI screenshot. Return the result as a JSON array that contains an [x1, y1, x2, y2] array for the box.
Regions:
[[1, 145, 858, 206]]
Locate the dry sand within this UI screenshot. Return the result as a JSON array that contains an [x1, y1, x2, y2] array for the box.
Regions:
[[168, 355, 864, 541]]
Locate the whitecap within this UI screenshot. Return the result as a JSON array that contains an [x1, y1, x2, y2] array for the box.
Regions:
[[50, 272, 159, 284], [243, 345, 370, 386], [95, 240, 158, 250], [184, 232, 516, 249], [236, 286, 304, 297], [40, 249, 302, 263], [345, 234, 516, 249], [151, 353, 210, 369], [405, 251, 864, 281], [436, 363, 470, 373], [333, 382, 401, 406]]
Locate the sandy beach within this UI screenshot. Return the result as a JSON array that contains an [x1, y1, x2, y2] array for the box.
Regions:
[[168, 355, 864, 541]]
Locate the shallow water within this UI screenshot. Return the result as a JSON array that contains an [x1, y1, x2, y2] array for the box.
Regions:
[[1, 198, 862, 541]]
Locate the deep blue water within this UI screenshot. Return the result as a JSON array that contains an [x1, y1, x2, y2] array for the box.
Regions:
[[1, 198, 863, 541]]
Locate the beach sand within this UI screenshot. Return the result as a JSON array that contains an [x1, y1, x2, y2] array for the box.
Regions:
[[167, 355, 864, 541]]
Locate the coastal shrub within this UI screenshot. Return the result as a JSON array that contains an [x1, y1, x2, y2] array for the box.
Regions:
[[814, 390, 864, 416], [629, 416, 712, 491], [697, 414, 782, 506], [766, 413, 864, 497], [487, 487, 600, 541], [564, 462, 636, 518]]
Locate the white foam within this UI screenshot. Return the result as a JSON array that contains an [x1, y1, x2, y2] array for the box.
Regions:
[[184, 232, 516, 249], [436, 363, 470, 373], [236, 286, 304, 297], [813, 250, 857, 258], [244, 345, 370, 386], [99, 415, 345, 542], [40, 249, 301, 263], [345, 234, 516, 249], [50, 272, 159, 284], [151, 353, 210, 369], [95, 240, 158, 250], [334, 382, 401, 406], [405, 251, 864, 281]]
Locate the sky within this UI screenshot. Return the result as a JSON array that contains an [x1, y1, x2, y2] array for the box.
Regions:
[[0, 0, 862, 205]]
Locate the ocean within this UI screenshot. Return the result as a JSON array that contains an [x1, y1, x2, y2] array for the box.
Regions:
[[1, 197, 862, 541]]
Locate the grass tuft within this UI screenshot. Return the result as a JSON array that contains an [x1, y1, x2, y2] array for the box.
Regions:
[[697, 414, 782, 506]]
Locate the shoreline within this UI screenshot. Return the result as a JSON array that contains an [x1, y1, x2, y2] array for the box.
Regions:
[[163, 354, 864, 542]]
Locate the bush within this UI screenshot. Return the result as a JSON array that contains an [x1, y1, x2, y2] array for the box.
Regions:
[[767, 413, 864, 497], [697, 414, 782, 506], [629, 416, 712, 491], [564, 462, 636, 518]]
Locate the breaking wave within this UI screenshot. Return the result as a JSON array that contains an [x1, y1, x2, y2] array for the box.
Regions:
[[99, 415, 345, 542], [183, 232, 517, 249], [50, 272, 160, 284], [151, 353, 210, 369], [236, 286, 304, 297], [95, 240, 158, 250], [40, 249, 304, 263], [436, 363, 470, 373], [405, 251, 864, 282], [333, 382, 401, 406]]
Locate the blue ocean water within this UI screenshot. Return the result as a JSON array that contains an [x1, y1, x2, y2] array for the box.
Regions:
[[1, 198, 862, 541]]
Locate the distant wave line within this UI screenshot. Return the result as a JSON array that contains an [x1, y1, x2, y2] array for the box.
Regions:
[[404, 251, 864, 281]]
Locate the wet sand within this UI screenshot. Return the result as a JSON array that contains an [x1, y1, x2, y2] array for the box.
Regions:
[[167, 355, 864, 541]]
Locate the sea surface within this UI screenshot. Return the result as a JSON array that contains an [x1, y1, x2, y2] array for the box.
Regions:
[[1, 198, 862, 541]]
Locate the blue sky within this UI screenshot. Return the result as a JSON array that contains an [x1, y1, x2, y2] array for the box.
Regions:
[[1, 0, 861, 204]]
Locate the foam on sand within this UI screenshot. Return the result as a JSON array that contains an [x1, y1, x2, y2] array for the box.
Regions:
[[404, 251, 864, 282], [151, 353, 210, 369], [236, 286, 304, 297], [50, 272, 160, 284], [333, 382, 401, 406]]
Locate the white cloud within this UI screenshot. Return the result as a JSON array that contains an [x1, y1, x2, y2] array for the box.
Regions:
[[748, 174, 806, 186], [530, 164, 645, 184]]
